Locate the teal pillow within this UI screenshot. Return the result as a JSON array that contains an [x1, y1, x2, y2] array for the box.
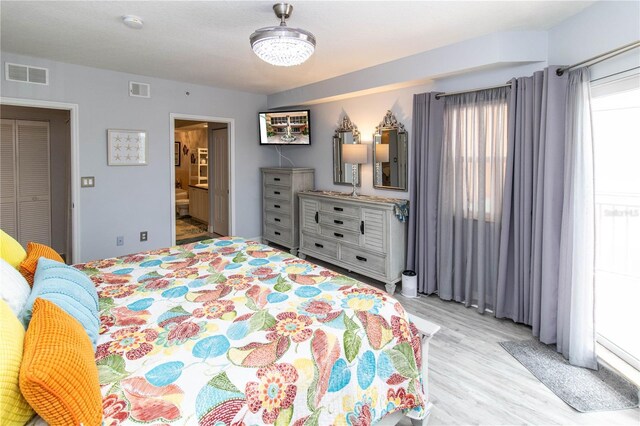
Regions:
[[21, 257, 99, 349]]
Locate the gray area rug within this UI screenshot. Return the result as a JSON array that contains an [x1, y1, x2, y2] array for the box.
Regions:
[[500, 339, 639, 412]]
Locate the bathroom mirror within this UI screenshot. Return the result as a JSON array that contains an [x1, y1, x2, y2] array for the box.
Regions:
[[373, 110, 408, 191], [333, 115, 361, 186]]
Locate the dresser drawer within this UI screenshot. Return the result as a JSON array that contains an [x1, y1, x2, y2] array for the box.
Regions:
[[319, 200, 360, 218], [301, 234, 338, 259], [264, 185, 291, 201], [320, 226, 360, 245], [340, 245, 387, 275], [264, 225, 292, 244], [265, 211, 291, 228], [265, 199, 292, 215], [319, 214, 361, 233], [264, 172, 292, 187]]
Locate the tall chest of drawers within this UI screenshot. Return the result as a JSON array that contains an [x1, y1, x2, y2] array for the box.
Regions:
[[298, 191, 407, 290], [261, 168, 315, 255]]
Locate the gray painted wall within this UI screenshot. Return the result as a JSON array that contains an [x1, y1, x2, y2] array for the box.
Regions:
[[1, 1, 636, 262], [274, 84, 431, 200], [275, 0, 639, 201], [1, 52, 271, 262]]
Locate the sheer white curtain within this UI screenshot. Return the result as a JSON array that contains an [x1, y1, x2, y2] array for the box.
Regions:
[[557, 68, 597, 369], [437, 88, 509, 312]]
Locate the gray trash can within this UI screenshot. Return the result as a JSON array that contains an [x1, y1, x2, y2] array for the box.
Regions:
[[401, 270, 418, 298]]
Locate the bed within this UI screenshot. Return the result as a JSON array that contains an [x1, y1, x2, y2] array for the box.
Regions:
[[54, 237, 438, 425]]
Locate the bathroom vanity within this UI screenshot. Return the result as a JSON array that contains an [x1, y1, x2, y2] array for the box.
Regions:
[[188, 184, 209, 224]]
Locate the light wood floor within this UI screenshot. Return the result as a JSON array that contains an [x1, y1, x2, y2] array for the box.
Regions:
[[303, 255, 640, 425]]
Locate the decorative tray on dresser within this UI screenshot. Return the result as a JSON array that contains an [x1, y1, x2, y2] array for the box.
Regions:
[[297, 191, 408, 293], [261, 167, 315, 256]]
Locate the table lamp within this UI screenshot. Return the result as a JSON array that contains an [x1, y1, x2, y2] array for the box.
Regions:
[[342, 143, 367, 197]]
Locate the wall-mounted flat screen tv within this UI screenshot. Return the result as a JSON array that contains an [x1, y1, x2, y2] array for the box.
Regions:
[[259, 110, 311, 145]]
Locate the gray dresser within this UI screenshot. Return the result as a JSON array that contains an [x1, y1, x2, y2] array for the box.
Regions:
[[298, 191, 407, 290], [261, 168, 315, 255]]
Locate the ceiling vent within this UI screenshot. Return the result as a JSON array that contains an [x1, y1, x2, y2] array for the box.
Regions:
[[129, 81, 151, 98], [5, 63, 49, 85]]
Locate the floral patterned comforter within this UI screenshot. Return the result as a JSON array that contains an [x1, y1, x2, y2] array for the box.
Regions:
[[76, 237, 427, 425]]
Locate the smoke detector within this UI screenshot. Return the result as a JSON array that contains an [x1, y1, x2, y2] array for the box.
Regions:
[[122, 15, 144, 30]]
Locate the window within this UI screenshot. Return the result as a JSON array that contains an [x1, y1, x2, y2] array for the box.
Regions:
[[591, 72, 640, 370], [443, 93, 509, 221]]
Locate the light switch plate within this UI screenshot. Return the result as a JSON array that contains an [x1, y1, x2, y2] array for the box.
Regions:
[[81, 176, 95, 187], [140, 231, 148, 242]]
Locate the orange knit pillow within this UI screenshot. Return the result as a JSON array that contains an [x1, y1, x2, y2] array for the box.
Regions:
[[19, 298, 102, 426], [19, 242, 64, 285]]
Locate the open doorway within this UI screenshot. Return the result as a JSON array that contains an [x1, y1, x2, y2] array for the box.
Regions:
[[171, 116, 231, 245]]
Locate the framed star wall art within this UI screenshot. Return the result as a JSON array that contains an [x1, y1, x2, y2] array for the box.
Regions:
[[107, 129, 148, 165]]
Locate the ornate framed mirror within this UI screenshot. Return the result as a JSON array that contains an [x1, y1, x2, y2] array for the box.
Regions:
[[373, 110, 408, 191], [333, 115, 361, 186]]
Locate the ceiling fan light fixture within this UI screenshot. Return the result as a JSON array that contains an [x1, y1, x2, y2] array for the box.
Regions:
[[250, 3, 316, 67]]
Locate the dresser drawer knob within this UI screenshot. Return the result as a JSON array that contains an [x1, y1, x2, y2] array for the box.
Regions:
[[360, 221, 365, 234], [274, 177, 281, 181], [274, 204, 281, 208], [356, 256, 367, 262], [314, 211, 319, 223], [274, 231, 281, 236], [334, 232, 343, 238], [274, 218, 281, 222], [315, 243, 324, 248], [334, 207, 343, 212], [334, 220, 343, 225], [274, 191, 281, 195]]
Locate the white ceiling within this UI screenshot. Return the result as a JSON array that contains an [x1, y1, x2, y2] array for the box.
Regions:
[[1, 1, 594, 94]]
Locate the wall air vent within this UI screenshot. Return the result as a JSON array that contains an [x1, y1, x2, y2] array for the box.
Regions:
[[5, 63, 49, 85], [129, 81, 151, 98]]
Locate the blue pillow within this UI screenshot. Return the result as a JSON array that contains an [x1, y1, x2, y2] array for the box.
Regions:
[[21, 257, 99, 349]]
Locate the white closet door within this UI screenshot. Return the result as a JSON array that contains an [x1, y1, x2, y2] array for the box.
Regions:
[[0, 119, 17, 238], [16, 120, 50, 246]]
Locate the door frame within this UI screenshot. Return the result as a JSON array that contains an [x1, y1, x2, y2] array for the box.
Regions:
[[169, 113, 235, 245], [0, 97, 81, 263]]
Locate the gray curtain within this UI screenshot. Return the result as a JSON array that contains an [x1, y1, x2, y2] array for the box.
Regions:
[[496, 68, 568, 345], [557, 68, 597, 369], [437, 88, 510, 312], [496, 67, 597, 368], [407, 93, 444, 293]]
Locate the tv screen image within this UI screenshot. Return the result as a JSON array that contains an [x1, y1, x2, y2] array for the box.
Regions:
[[259, 110, 311, 145]]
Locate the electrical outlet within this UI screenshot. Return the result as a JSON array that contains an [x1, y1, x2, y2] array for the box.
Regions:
[[116, 236, 124, 246], [140, 231, 148, 242]]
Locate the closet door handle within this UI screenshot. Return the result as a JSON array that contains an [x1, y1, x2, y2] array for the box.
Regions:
[[334, 233, 344, 238], [356, 255, 367, 262], [274, 191, 281, 195], [334, 207, 343, 212], [315, 243, 324, 248], [274, 231, 281, 236], [334, 219, 343, 225], [274, 218, 281, 222], [274, 204, 281, 209], [360, 221, 365, 234], [314, 212, 319, 223], [274, 177, 281, 181]]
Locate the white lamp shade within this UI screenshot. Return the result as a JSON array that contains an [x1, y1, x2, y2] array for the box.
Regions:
[[342, 144, 367, 164], [375, 144, 390, 163]]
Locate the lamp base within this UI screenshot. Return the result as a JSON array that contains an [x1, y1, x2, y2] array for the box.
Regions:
[[351, 166, 359, 197]]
